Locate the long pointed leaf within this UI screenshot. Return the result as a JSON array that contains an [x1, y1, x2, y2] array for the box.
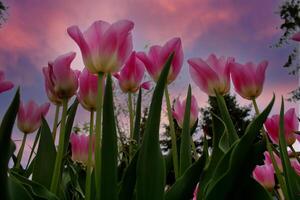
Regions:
[[100, 74, 118, 200], [0, 89, 19, 200], [136, 53, 174, 200], [133, 88, 142, 149]]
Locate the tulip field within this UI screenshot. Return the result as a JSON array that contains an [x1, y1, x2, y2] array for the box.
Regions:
[[1, 17, 300, 200]]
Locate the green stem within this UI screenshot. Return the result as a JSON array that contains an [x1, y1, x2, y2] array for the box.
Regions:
[[52, 105, 60, 141], [50, 99, 68, 194], [16, 133, 27, 168], [128, 92, 134, 159], [252, 99, 289, 198], [85, 111, 94, 200], [95, 72, 104, 199], [289, 145, 300, 163], [164, 87, 179, 179]]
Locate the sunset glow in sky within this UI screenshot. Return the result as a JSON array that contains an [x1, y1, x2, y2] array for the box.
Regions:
[[0, 0, 299, 153]]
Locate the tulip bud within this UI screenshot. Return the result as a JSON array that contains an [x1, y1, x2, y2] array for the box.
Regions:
[[188, 54, 233, 96], [230, 60, 267, 100], [264, 108, 298, 146], [263, 151, 282, 171], [70, 133, 95, 166], [68, 20, 134, 74], [252, 164, 275, 191], [172, 95, 198, 128], [43, 52, 80, 101], [78, 68, 105, 111], [115, 51, 150, 93], [0, 70, 14, 94], [17, 100, 50, 134], [137, 37, 183, 84]]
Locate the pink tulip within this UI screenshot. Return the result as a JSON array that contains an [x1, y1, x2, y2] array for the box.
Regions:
[[77, 68, 105, 111], [263, 151, 282, 171], [137, 37, 183, 84], [172, 95, 198, 128], [17, 100, 50, 134], [70, 133, 95, 166], [43, 52, 80, 101], [0, 70, 14, 94], [265, 108, 298, 145], [188, 54, 233, 96], [193, 184, 199, 200], [252, 164, 275, 190], [114, 51, 150, 93], [292, 31, 300, 42], [230, 60, 268, 100], [68, 20, 134, 74], [290, 159, 300, 176]]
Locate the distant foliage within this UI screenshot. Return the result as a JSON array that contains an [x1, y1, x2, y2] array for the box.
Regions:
[[275, 0, 300, 101]]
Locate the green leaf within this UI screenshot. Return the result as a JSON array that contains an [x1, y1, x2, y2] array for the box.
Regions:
[[100, 74, 118, 200], [278, 97, 300, 199], [198, 113, 225, 199], [205, 95, 275, 199], [165, 153, 206, 200], [136, 53, 174, 200], [8, 176, 33, 200], [118, 150, 140, 200], [0, 88, 19, 200], [25, 128, 41, 170], [32, 118, 56, 189], [10, 171, 58, 200], [179, 85, 192, 176], [63, 98, 79, 155], [133, 88, 142, 148], [215, 91, 238, 148]]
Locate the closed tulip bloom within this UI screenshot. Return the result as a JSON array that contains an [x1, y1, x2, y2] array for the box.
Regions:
[[137, 37, 183, 84], [115, 51, 150, 93], [0, 70, 14, 94], [230, 60, 268, 100], [172, 95, 198, 128], [188, 54, 233, 96], [78, 68, 103, 111], [17, 100, 50, 134], [265, 108, 298, 145], [252, 164, 275, 190], [70, 133, 95, 166], [263, 151, 282, 171], [292, 31, 300, 42], [43, 52, 80, 100], [68, 20, 134, 74]]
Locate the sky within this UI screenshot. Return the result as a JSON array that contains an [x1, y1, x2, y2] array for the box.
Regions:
[[0, 0, 299, 157]]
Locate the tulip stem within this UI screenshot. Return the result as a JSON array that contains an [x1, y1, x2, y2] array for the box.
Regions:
[[16, 133, 27, 169], [128, 92, 134, 159], [289, 145, 300, 163], [164, 87, 179, 179], [85, 110, 94, 200], [252, 99, 289, 198], [50, 99, 68, 194], [52, 105, 60, 141], [95, 72, 104, 199]]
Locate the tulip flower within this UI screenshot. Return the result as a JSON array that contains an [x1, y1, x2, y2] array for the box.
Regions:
[[252, 164, 275, 190], [114, 51, 150, 93], [172, 95, 198, 128], [193, 184, 199, 200], [70, 133, 95, 166], [78, 68, 106, 111], [17, 100, 50, 134], [263, 151, 282, 171], [67, 20, 134, 74], [291, 159, 300, 176], [292, 31, 300, 42], [230, 60, 268, 100], [264, 108, 298, 145], [43, 52, 80, 100], [0, 70, 14, 94], [188, 54, 233, 96], [137, 37, 183, 84]]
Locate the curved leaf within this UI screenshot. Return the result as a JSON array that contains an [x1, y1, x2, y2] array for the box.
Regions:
[[8, 176, 33, 200], [136, 53, 174, 200]]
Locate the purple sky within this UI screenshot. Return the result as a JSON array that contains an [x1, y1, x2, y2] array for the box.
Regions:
[[0, 0, 299, 157]]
